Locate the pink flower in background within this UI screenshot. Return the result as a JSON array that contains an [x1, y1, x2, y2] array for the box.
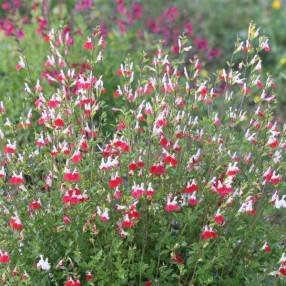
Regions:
[[14, 0, 21, 8], [1, 1, 11, 11], [0, 1, 24, 39], [117, 19, 128, 33], [184, 21, 193, 35], [194, 37, 209, 50], [161, 6, 180, 23], [116, 1, 144, 32], [117, 3, 127, 14], [171, 44, 179, 54], [1, 0, 21, 11], [0, 18, 15, 36], [209, 48, 221, 59], [36, 17, 48, 36], [146, 19, 160, 33], [132, 3, 143, 20], [75, 0, 93, 12]]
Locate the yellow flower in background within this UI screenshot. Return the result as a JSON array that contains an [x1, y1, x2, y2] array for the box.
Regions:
[[272, 0, 281, 10], [280, 57, 286, 65], [201, 69, 209, 78], [254, 96, 261, 104], [108, 32, 114, 41]]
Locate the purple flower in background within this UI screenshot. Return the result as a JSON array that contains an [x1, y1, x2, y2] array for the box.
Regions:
[[99, 23, 108, 38], [16, 29, 25, 39]]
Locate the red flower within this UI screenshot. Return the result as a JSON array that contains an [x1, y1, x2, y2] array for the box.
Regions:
[[84, 38, 93, 50], [9, 215, 23, 231], [64, 169, 80, 182], [4, 140, 16, 154], [0, 251, 10, 264], [9, 173, 25, 185], [214, 213, 224, 225], [122, 218, 136, 229], [71, 150, 83, 164], [28, 200, 42, 211], [129, 162, 137, 171], [279, 267, 286, 276], [171, 253, 184, 265], [85, 271, 93, 281], [150, 164, 166, 176], [163, 154, 177, 167], [109, 174, 123, 189], [165, 195, 180, 212], [183, 179, 198, 193], [261, 242, 271, 253], [54, 117, 65, 128], [201, 226, 218, 240]]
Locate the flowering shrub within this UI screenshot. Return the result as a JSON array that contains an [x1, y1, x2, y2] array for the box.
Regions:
[[0, 23, 286, 285]]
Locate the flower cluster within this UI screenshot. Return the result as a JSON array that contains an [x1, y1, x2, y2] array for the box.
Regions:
[[0, 23, 285, 285]]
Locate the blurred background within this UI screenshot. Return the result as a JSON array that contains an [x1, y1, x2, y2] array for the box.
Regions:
[[0, 0, 286, 119]]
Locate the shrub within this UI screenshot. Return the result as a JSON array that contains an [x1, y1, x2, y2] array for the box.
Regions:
[[0, 23, 285, 285]]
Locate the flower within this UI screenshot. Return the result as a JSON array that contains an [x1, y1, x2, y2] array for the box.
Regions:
[[201, 226, 218, 240], [188, 192, 198, 206], [171, 253, 184, 265], [9, 172, 25, 185], [54, 117, 65, 128], [0, 251, 10, 264], [37, 255, 51, 271], [109, 173, 123, 189], [183, 179, 199, 193], [28, 200, 42, 211], [272, 0, 281, 10], [214, 209, 225, 225], [149, 163, 166, 176], [164, 195, 180, 212], [9, 214, 23, 231], [63, 215, 72, 225], [16, 56, 25, 71], [65, 278, 81, 286], [261, 242, 271, 253], [84, 37, 93, 49], [4, 140, 16, 154], [64, 168, 80, 182], [86, 271, 93, 281]]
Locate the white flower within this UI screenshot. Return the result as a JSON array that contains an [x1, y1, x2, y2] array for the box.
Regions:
[[37, 255, 51, 271]]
